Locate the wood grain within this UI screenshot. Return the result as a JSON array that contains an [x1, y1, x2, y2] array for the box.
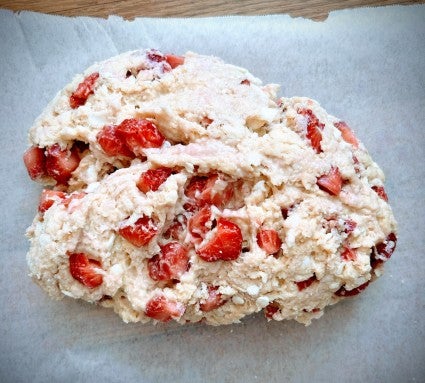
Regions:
[[1, 0, 423, 20]]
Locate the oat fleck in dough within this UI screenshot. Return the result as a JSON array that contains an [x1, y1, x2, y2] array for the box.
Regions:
[[23, 50, 397, 325]]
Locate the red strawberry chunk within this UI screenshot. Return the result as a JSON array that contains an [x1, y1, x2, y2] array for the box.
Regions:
[[341, 246, 357, 261], [197, 218, 243, 262], [69, 252, 103, 288], [257, 228, 282, 255], [335, 281, 369, 297], [295, 275, 317, 291], [165, 54, 185, 69], [185, 174, 234, 210], [62, 191, 86, 208], [372, 185, 389, 202], [119, 216, 158, 247], [264, 302, 280, 319], [200, 286, 226, 312], [97, 125, 134, 157], [45, 144, 80, 185], [116, 118, 165, 156], [69, 72, 99, 109], [371, 232, 397, 270], [317, 166, 343, 196], [334, 121, 359, 148], [163, 215, 186, 241], [299, 109, 324, 153], [199, 174, 234, 208], [23, 146, 46, 180], [183, 176, 208, 212], [188, 205, 212, 242], [137, 167, 173, 193], [38, 190, 66, 213], [148, 242, 189, 282], [145, 295, 185, 322], [146, 49, 166, 63]]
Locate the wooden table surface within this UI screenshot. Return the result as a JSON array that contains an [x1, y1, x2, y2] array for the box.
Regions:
[[0, 0, 423, 20]]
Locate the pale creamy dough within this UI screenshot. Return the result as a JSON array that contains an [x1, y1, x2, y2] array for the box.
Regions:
[[25, 50, 397, 325]]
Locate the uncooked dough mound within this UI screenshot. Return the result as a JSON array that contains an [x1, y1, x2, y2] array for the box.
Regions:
[[23, 49, 397, 325]]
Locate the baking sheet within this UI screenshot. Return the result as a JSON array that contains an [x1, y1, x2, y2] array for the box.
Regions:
[[1, 5, 424, 382]]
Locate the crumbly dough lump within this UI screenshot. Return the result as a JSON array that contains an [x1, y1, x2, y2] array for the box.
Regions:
[[24, 50, 397, 325]]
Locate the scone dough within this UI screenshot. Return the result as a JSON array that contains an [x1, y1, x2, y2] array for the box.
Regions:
[[24, 50, 397, 325]]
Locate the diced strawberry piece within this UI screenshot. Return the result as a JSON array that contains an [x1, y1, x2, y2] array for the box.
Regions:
[[23, 146, 46, 180], [163, 215, 186, 240], [335, 281, 370, 297], [185, 176, 208, 201], [62, 191, 86, 208], [116, 118, 165, 156], [97, 125, 134, 157], [197, 218, 243, 262], [370, 232, 397, 269], [184, 174, 234, 210], [200, 286, 226, 312], [240, 79, 251, 85], [145, 295, 185, 322], [38, 190, 66, 213], [69, 252, 103, 288], [343, 219, 357, 234], [372, 185, 389, 202], [264, 302, 280, 319], [376, 232, 397, 259], [199, 175, 234, 208], [295, 275, 317, 291], [119, 216, 158, 247], [146, 49, 166, 63], [317, 166, 343, 196], [69, 72, 99, 109], [148, 242, 189, 282], [165, 54, 185, 69], [341, 246, 357, 261], [137, 167, 173, 193], [188, 205, 212, 241], [257, 228, 282, 255], [334, 121, 359, 148], [45, 144, 80, 185], [299, 109, 324, 153]]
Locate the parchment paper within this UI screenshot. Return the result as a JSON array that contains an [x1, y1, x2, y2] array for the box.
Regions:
[[0, 5, 424, 382]]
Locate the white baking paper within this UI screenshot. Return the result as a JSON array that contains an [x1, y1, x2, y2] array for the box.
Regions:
[[0, 5, 424, 382]]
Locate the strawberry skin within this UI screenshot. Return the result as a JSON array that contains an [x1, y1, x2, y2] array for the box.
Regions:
[[299, 109, 324, 153], [257, 228, 282, 255], [69, 252, 103, 288], [38, 189, 66, 213], [23, 146, 46, 180], [372, 185, 389, 202], [70, 72, 99, 109], [295, 275, 317, 291], [200, 286, 226, 312], [148, 242, 189, 282], [137, 167, 173, 193], [334, 121, 359, 148], [335, 281, 369, 297], [45, 144, 80, 185], [145, 295, 185, 322], [165, 54, 185, 69], [197, 218, 243, 262], [119, 216, 158, 247], [317, 166, 343, 196]]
